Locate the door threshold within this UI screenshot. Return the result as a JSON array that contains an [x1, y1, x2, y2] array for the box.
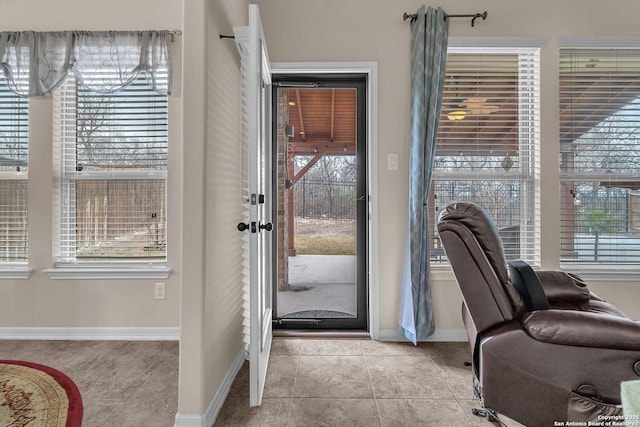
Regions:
[[273, 330, 370, 339]]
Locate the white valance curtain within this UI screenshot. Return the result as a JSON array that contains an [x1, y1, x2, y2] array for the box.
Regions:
[[0, 30, 172, 96]]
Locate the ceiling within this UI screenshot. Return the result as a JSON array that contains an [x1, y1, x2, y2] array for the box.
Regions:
[[437, 75, 519, 156], [282, 77, 640, 158], [559, 75, 640, 145], [286, 88, 357, 156]]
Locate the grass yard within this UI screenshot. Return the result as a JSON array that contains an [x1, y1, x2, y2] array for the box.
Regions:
[[294, 235, 355, 255], [293, 217, 356, 255]]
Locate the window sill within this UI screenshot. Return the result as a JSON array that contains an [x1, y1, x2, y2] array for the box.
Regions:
[[0, 265, 33, 279], [560, 264, 640, 282], [44, 263, 172, 280]]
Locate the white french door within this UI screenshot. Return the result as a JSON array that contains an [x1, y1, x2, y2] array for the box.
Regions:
[[234, 4, 273, 407]]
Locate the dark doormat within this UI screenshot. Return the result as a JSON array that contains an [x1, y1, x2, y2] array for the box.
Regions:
[[282, 310, 356, 318]]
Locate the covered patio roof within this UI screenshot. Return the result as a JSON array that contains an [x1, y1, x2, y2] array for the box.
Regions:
[[286, 88, 357, 156], [286, 76, 640, 160]]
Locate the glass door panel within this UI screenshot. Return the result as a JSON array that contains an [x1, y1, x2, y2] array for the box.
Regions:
[[272, 76, 367, 330]]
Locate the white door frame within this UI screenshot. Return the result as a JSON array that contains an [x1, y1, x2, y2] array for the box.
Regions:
[[270, 62, 379, 339]]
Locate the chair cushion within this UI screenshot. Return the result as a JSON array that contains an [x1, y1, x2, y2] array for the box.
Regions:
[[522, 309, 640, 350], [509, 260, 549, 311], [534, 271, 590, 307]]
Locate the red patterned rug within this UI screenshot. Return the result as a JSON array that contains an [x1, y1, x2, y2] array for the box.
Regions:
[[0, 360, 83, 426]]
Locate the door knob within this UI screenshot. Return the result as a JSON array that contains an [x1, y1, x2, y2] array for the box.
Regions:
[[259, 222, 273, 231], [237, 222, 257, 233]]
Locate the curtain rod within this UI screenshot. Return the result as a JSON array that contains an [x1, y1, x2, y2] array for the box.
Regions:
[[403, 11, 487, 27]]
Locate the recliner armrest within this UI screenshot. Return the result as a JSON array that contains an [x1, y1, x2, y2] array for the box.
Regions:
[[522, 309, 640, 351], [535, 271, 590, 306]]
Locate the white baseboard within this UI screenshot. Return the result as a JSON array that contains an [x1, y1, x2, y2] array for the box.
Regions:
[[174, 344, 247, 427], [0, 327, 180, 341], [378, 328, 468, 342]]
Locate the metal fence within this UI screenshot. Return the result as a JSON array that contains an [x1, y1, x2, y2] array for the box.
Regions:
[[563, 186, 640, 263], [293, 178, 357, 220], [573, 186, 631, 234], [76, 180, 166, 257], [432, 180, 525, 261]]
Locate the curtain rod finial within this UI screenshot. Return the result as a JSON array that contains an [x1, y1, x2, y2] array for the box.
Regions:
[[471, 11, 488, 27]]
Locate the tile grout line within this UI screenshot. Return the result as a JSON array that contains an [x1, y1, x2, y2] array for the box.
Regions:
[[361, 343, 386, 427], [286, 349, 300, 426], [265, 339, 485, 426], [422, 344, 480, 426]]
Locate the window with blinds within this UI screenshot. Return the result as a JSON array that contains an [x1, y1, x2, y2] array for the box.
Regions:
[[560, 47, 640, 264], [0, 80, 28, 263], [432, 47, 540, 265], [54, 73, 168, 262]]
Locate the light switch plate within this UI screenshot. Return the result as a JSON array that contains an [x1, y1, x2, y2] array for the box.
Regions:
[[155, 282, 166, 300], [388, 153, 399, 170]]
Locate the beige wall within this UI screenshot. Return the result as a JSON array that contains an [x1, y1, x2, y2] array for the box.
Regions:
[[0, 0, 182, 329], [179, 0, 248, 417], [256, 0, 640, 332], [0, 0, 179, 32], [5, 0, 640, 421], [202, 0, 248, 415], [0, 0, 251, 419]]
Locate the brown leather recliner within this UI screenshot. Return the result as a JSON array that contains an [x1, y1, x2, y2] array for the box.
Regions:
[[436, 201, 640, 427]]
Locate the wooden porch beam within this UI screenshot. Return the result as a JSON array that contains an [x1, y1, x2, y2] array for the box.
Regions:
[[288, 142, 356, 156], [295, 89, 306, 141], [330, 89, 335, 142], [291, 153, 323, 185]]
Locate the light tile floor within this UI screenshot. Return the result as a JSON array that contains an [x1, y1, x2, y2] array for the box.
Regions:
[[0, 338, 523, 426], [0, 340, 179, 427], [215, 338, 524, 427]]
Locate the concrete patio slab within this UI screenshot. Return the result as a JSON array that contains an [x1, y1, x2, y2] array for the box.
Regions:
[[278, 255, 357, 317]]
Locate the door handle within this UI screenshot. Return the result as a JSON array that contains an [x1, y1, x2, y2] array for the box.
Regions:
[[237, 222, 257, 233], [259, 222, 273, 231]]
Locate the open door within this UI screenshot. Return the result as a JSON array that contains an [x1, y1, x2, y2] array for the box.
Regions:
[[234, 4, 273, 407]]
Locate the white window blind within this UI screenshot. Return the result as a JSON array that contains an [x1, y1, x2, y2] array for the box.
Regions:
[[54, 73, 168, 263], [0, 79, 28, 263], [560, 47, 640, 264], [433, 47, 540, 265]]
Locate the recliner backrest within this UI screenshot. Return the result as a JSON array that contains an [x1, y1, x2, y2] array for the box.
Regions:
[[437, 202, 525, 333]]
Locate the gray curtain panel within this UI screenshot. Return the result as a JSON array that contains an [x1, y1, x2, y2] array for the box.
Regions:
[[399, 5, 448, 344]]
